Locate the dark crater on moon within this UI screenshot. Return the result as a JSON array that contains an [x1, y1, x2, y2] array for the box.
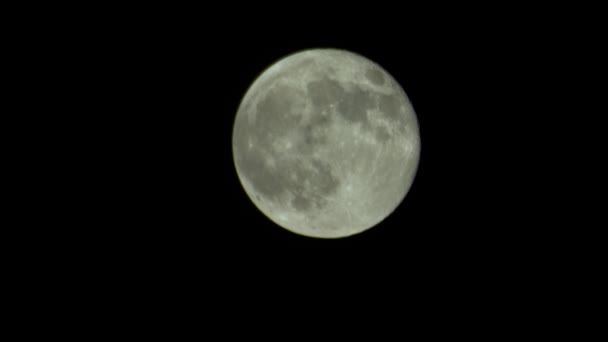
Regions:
[[307, 77, 344, 107], [337, 86, 375, 125], [374, 126, 391, 142], [307, 76, 375, 127], [299, 111, 331, 154], [378, 93, 406, 132], [365, 67, 385, 85]]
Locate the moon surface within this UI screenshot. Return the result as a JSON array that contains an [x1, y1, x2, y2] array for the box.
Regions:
[[232, 49, 420, 238]]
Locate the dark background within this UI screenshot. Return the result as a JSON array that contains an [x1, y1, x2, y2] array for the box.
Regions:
[[51, 11, 549, 259], [12, 4, 596, 330], [25, 4, 583, 280]]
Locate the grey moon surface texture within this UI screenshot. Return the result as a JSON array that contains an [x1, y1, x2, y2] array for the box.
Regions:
[[232, 49, 421, 239]]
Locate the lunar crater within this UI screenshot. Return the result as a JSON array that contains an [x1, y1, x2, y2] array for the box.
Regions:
[[365, 67, 385, 85], [374, 126, 391, 142], [307, 77, 345, 107], [378, 93, 406, 131], [336, 86, 374, 126]]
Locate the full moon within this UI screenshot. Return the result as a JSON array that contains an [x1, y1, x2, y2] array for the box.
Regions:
[[232, 49, 420, 238]]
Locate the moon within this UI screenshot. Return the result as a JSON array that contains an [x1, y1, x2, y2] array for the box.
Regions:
[[232, 49, 421, 238]]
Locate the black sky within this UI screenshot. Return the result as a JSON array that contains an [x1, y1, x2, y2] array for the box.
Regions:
[[44, 6, 572, 280], [15, 5, 591, 322]]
